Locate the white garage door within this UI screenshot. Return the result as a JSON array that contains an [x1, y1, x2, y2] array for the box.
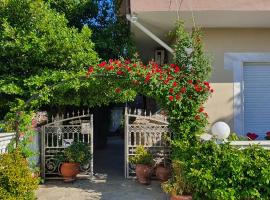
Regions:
[[244, 63, 270, 139]]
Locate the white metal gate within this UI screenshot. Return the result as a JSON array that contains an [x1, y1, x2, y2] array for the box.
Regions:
[[124, 108, 170, 178], [41, 110, 93, 180]]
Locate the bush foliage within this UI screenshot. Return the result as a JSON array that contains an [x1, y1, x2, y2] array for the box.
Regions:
[[0, 150, 39, 200], [172, 140, 270, 200], [130, 146, 153, 166], [0, 0, 98, 115]]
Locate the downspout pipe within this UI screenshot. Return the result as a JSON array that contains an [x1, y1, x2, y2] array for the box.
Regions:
[[126, 14, 175, 55]]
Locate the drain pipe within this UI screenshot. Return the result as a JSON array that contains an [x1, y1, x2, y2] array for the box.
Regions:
[[126, 14, 175, 55]]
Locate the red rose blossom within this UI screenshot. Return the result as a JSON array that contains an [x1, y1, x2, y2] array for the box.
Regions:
[[266, 131, 270, 137], [246, 132, 258, 140], [174, 66, 180, 73], [98, 61, 107, 67], [199, 107, 204, 112], [115, 88, 121, 93], [181, 87, 186, 93], [169, 88, 174, 94], [117, 70, 124, 75], [107, 65, 114, 71], [173, 82, 178, 87], [145, 75, 151, 82], [168, 95, 174, 101], [195, 115, 200, 121], [176, 94, 181, 100]]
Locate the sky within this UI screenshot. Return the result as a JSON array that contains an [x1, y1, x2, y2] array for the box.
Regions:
[[88, 0, 116, 27]]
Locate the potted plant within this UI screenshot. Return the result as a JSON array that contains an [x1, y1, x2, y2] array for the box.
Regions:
[[58, 141, 92, 182], [130, 145, 153, 184], [155, 157, 171, 182], [162, 160, 192, 200], [155, 137, 171, 182]]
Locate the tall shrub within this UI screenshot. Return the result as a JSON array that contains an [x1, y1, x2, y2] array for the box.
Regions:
[[0, 151, 39, 200], [171, 21, 212, 140]]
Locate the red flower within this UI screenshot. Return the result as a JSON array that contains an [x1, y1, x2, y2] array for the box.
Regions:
[[88, 66, 94, 73], [188, 80, 193, 84], [210, 89, 214, 93], [159, 75, 163, 80], [195, 115, 200, 121], [194, 84, 203, 92], [164, 79, 170, 85], [115, 88, 121, 93], [107, 65, 114, 71], [174, 66, 180, 73], [172, 82, 178, 87], [170, 63, 175, 68], [169, 88, 174, 94], [246, 132, 258, 140], [168, 95, 174, 101], [98, 61, 107, 67], [181, 87, 186, 93], [176, 94, 181, 100], [199, 107, 204, 112], [266, 131, 270, 137], [117, 70, 124, 75], [203, 81, 210, 86], [145, 75, 151, 82], [126, 66, 131, 72]]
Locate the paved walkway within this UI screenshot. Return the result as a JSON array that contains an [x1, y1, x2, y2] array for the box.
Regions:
[[37, 137, 167, 200]]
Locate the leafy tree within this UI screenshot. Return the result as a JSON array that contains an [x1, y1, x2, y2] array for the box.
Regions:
[[48, 0, 135, 60], [0, 0, 98, 117], [47, 0, 98, 28]]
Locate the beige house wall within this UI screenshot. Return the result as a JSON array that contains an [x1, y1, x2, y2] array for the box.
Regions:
[[134, 28, 270, 132], [203, 28, 270, 132]]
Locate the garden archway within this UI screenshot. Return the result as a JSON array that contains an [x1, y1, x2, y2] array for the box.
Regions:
[[14, 22, 212, 180]]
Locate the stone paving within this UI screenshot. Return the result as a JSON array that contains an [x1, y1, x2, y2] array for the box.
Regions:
[[36, 137, 168, 200]]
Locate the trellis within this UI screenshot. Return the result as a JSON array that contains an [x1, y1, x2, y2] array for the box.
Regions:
[[124, 108, 171, 178], [41, 110, 93, 180]]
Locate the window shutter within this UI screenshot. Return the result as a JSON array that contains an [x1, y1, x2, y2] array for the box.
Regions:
[[244, 63, 270, 138]]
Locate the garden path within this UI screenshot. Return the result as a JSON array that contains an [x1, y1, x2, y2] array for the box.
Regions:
[[36, 137, 167, 200]]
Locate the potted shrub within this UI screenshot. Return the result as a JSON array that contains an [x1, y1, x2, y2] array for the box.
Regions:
[[155, 157, 171, 182], [162, 160, 192, 200], [58, 141, 92, 182], [130, 145, 153, 184], [155, 139, 171, 182]]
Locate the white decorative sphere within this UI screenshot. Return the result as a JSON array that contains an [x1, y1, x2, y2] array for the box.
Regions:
[[211, 122, 230, 140]]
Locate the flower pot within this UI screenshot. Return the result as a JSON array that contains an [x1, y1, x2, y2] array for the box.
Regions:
[[135, 164, 152, 184], [60, 162, 80, 182], [156, 165, 170, 182], [170, 195, 192, 200]]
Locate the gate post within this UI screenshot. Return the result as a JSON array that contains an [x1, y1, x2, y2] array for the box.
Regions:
[[124, 108, 129, 178], [41, 126, 45, 180]]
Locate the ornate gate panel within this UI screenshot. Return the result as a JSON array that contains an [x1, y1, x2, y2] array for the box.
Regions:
[[124, 108, 170, 178], [41, 111, 93, 180]]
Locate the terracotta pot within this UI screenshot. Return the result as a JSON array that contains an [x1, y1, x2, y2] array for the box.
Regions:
[[155, 165, 170, 182], [135, 164, 152, 184], [170, 195, 192, 200], [60, 162, 80, 182]]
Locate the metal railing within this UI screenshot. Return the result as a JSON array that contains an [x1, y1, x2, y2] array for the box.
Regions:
[[230, 140, 270, 150]]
